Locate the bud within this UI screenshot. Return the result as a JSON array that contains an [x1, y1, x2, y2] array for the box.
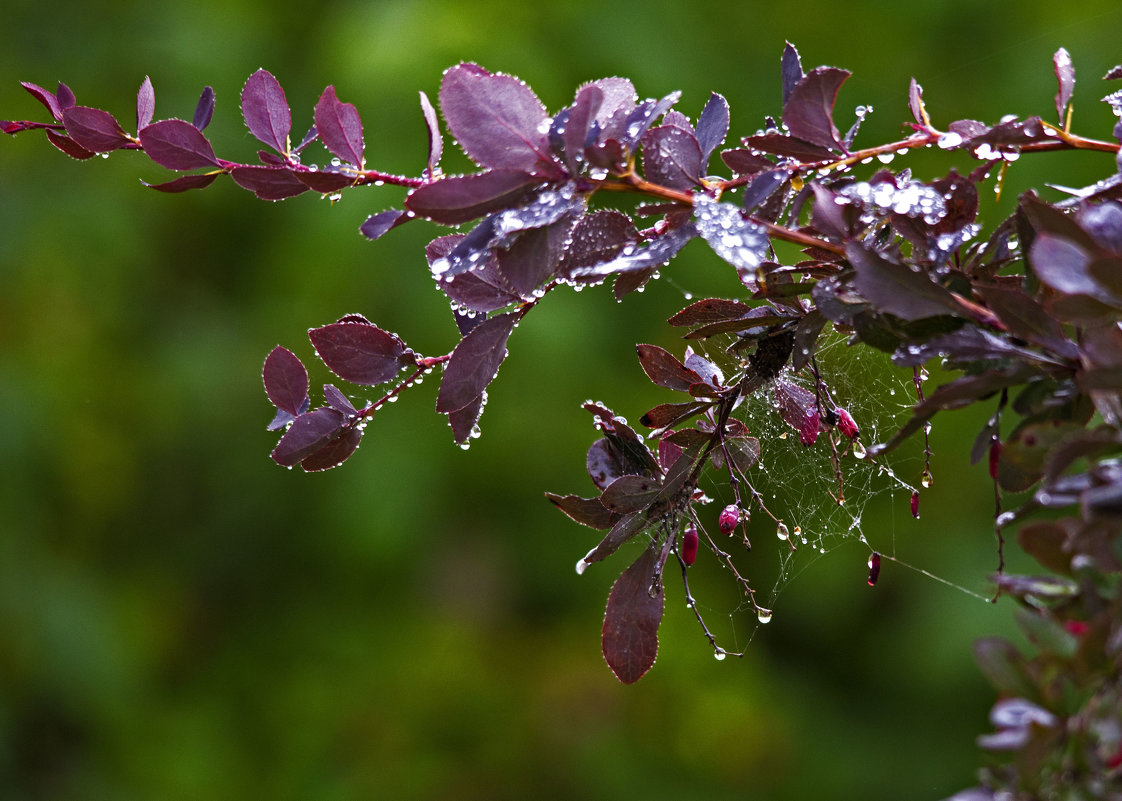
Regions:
[[910, 490, 920, 519], [718, 504, 740, 535], [867, 552, 881, 586], [988, 439, 1002, 480], [836, 408, 859, 439], [681, 525, 699, 566]]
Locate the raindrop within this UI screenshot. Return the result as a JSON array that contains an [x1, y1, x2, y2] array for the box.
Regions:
[[776, 522, 789, 540], [757, 610, 773, 624], [921, 470, 933, 488], [575, 558, 589, 575], [995, 511, 1016, 528], [937, 131, 963, 149], [714, 649, 728, 661], [876, 152, 895, 164]]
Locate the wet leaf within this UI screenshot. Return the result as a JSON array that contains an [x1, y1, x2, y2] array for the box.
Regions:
[[418, 90, 442, 173], [559, 210, 639, 280], [780, 42, 803, 106], [600, 474, 662, 514], [639, 401, 709, 430], [694, 196, 769, 273], [314, 85, 364, 166], [263, 345, 310, 416], [602, 544, 664, 684], [439, 63, 558, 176], [740, 131, 835, 161], [139, 119, 221, 170], [775, 381, 821, 445], [20, 81, 63, 121], [230, 166, 309, 200], [62, 106, 130, 152], [720, 148, 776, 175], [435, 312, 517, 416], [405, 169, 539, 224], [271, 407, 347, 467], [847, 242, 962, 320], [725, 435, 761, 473], [782, 66, 850, 152], [1053, 48, 1075, 122], [299, 425, 362, 472], [695, 92, 729, 167], [242, 68, 291, 154], [193, 86, 215, 131], [641, 125, 702, 190], [545, 492, 619, 530], [496, 216, 576, 297], [142, 173, 220, 193], [565, 222, 697, 283], [309, 319, 413, 386], [636, 344, 701, 392], [359, 209, 409, 241]]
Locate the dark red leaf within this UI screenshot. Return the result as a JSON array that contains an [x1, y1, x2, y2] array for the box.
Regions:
[[775, 381, 821, 445], [560, 83, 602, 174], [241, 68, 291, 154], [639, 401, 709, 430], [360, 209, 410, 242], [435, 312, 517, 414], [193, 86, 215, 131], [141, 172, 220, 193], [720, 148, 775, 175], [782, 66, 850, 152], [640, 125, 702, 190], [314, 85, 364, 166], [136, 76, 155, 131], [299, 426, 362, 472], [271, 407, 348, 467], [725, 436, 761, 473], [545, 492, 619, 530], [56, 82, 75, 111], [263, 345, 310, 415], [229, 166, 309, 200], [741, 132, 836, 161], [908, 78, 928, 126], [1030, 233, 1121, 305], [636, 344, 701, 392], [668, 298, 753, 327], [426, 234, 522, 312], [45, 129, 95, 160], [405, 169, 540, 224], [139, 119, 221, 170], [309, 320, 412, 386], [847, 242, 962, 320], [448, 394, 485, 444], [20, 81, 63, 121], [294, 169, 354, 193], [780, 42, 803, 105], [559, 211, 639, 280], [496, 217, 575, 297], [62, 106, 130, 152], [599, 474, 662, 514], [439, 63, 558, 176], [602, 544, 664, 684]]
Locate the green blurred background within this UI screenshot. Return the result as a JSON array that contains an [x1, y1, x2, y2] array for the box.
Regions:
[[2, 1, 1121, 799]]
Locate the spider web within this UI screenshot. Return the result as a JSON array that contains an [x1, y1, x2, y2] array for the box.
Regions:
[[685, 324, 991, 656]]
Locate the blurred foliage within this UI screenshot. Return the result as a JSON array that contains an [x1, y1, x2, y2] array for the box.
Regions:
[[2, 0, 1122, 798]]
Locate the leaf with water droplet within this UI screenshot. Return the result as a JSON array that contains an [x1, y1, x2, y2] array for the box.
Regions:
[[775, 381, 821, 445], [847, 242, 962, 321], [439, 63, 560, 176], [314, 85, 364, 166], [229, 165, 309, 200], [693, 196, 769, 273], [435, 311, 517, 427], [780, 42, 804, 106], [545, 492, 620, 530], [600, 474, 662, 514], [309, 319, 414, 386], [695, 92, 729, 168], [636, 344, 702, 392], [602, 543, 663, 684], [62, 106, 131, 152], [406, 169, 540, 225], [136, 76, 155, 131], [559, 210, 639, 283], [1053, 47, 1076, 123], [640, 125, 702, 190], [271, 407, 348, 467], [241, 68, 291, 154], [496, 215, 577, 297], [782, 66, 850, 152], [263, 345, 310, 417]]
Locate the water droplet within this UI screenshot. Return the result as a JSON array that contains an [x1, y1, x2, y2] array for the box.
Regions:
[[995, 511, 1016, 528], [776, 522, 789, 540], [876, 152, 895, 164], [921, 470, 933, 488], [714, 649, 727, 661], [575, 558, 589, 575], [757, 610, 773, 624], [852, 441, 867, 459]]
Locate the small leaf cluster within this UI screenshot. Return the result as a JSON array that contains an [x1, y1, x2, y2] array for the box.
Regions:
[[7, 43, 1122, 797]]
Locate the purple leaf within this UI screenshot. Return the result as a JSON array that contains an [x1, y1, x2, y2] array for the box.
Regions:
[[1030, 233, 1121, 304], [696, 92, 729, 167], [668, 297, 753, 327], [20, 81, 63, 121], [419, 90, 442, 173], [640, 401, 709, 430], [298, 426, 362, 472], [62, 106, 130, 152], [263, 345, 310, 416], [1053, 47, 1075, 122], [781, 42, 804, 105], [314, 85, 364, 166], [602, 544, 664, 684], [56, 82, 75, 111], [587, 437, 626, 490], [435, 312, 517, 416], [545, 492, 619, 530], [323, 384, 358, 416], [908, 78, 928, 126], [782, 66, 850, 152], [439, 63, 559, 176], [560, 83, 602, 174], [141, 173, 220, 192], [847, 242, 962, 320], [360, 209, 410, 241], [620, 92, 682, 149], [447, 393, 485, 444], [559, 210, 639, 280], [720, 148, 775, 176], [599, 475, 662, 514], [136, 76, 155, 131], [640, 125, 702, 190], [271, 407, 347, 467], [585, 77, 639, 140], [294, 169, 354, 193], [740, 131, 836, 162], [564, 222, 697, 284], [241, 68, 291, 154], [775, 381, 821, 445], [229, 166, 309, 200], [139, 119, 221, 170], [193, 86, 215, 131], [425, 234, 522, 312], [636, 344, 701, 392], [578, 511, 647, 570], [45, 129, 95, 160], [495, 216, 576, 297], [405, 169, 540, 224], [309, 319, 413, 386]]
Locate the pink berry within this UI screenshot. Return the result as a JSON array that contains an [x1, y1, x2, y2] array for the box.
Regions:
[[988, 439, 1002, 479], [681, 526, 699, 566], [867, 552, 881, 586], [910, 491, 920, 519], [836, 408, 859, 439], [718, 504, 739, 535]]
